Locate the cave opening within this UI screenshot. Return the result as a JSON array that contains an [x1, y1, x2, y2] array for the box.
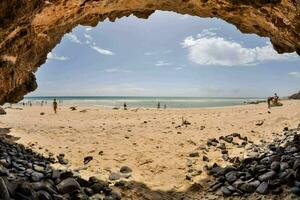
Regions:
[[26, 11, 300, 107], [2, 10, 300, 198]]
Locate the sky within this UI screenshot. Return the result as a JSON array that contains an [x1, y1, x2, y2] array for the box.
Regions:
[[31, 11, 300, 97]]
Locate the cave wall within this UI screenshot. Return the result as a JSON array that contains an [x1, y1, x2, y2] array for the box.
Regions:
[[0, 0, 300, 104]]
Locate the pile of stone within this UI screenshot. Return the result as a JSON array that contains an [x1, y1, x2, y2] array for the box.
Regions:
[[0, 140, 121, 200], [289, 91, 300, 99], [207, 125, 300, 197], [205, 133, 252, 165]]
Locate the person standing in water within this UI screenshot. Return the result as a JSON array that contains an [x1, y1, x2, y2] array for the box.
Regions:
[[157, 102, 160, 110], [53, 99, 58, 114], [164, 104, 167, 110], [124, 102, 127, 110]]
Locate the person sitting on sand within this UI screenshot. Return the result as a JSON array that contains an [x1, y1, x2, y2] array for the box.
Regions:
[[53, 99, 58, 114], [267, 93, 279, 108]]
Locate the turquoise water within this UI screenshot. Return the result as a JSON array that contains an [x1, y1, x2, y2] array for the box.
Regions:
[[23, 96, 264, 108]]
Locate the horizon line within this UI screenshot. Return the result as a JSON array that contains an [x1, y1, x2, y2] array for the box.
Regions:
[[25, 95, 267, 99]]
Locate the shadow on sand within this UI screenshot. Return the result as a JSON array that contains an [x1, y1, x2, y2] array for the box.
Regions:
[[0, 127, 20, 142], [116, 179, 281, 200]]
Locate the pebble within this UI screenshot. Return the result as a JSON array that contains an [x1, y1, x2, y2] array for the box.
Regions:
[[120, 166, 132, 174], [225, 171, 238, 183], [203, 156, 210, 162], [189, 152, 199, 157], [206, 128, 300, 197], [256, 182, 268, 194], [109, 172, 121, 181], [84, 156, 93, 165], [0, 140, 118, 199], [258, 171, 276, 182], [221, 186, 232, 196], [56, 178, 81, 194]]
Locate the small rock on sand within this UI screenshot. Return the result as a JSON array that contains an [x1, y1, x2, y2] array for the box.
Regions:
[[109, 172, 121, 181], [84, 156, 93, 165], [189, 152, 199, 157], [203, 156, 209, 162], [256, 120, 264, 126], [69, 107, 77, 111], [120, 166, 132, 174]]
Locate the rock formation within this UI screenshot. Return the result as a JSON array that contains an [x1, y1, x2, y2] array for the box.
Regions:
[[1, 0, 300, 104], [290, 91, 300, 99]]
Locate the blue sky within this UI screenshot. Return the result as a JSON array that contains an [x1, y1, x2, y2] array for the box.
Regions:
[[31, 11, 300, 97]]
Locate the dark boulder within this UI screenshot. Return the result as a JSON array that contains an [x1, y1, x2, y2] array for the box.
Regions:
[[56, 178, 80, 194]]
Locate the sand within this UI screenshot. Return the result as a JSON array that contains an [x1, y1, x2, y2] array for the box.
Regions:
[[0, 100, 300, 192]]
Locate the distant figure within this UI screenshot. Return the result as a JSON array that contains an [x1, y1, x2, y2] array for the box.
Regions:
[[22, 102, 25, 107], [29, 101, 32, 107], [124, 102, 127, 110], [164, 104, 167, 110], [53, 99, 58, 114], [274, 93, 279, 104], [157, 102, 160, 110]]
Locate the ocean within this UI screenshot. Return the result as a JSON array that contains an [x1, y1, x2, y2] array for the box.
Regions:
[[23, 96, 265, 109]]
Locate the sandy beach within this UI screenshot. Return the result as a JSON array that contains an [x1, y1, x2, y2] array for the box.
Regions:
[[0, 100, 300, 193]]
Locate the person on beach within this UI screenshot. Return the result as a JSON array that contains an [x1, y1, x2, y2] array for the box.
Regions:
[[274, 93, 279, 104], [267, 93, 279, 108], [53, 99, 58, 114], [164, 104, 167, 110], [124, 102, 127, 110], [157, 102, 160, 110]]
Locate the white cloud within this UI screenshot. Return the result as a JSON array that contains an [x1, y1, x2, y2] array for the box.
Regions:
[[288, 72, 300, 78], [196, 28, 219, 38], [181, 29, 298, 66], [66, 33, 82, 44], [47, 52, 68, 61], [155, 60, 171, 66], [84, 33, 93, 41], [82, 33, 115, 56], [91, 45, 115, 56], [104, 68, 132, 73], [85, 27, 92, 32]]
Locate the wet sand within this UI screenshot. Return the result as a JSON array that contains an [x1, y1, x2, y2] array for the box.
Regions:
[[0, 100, 299, 191]]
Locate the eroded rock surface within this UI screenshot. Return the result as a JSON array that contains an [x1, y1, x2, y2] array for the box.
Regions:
[[1, 0, 300, 104], [290, 91, 300, 99]]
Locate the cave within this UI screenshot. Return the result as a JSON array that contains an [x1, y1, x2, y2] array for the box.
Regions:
[[1, 1, 300, 199]]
